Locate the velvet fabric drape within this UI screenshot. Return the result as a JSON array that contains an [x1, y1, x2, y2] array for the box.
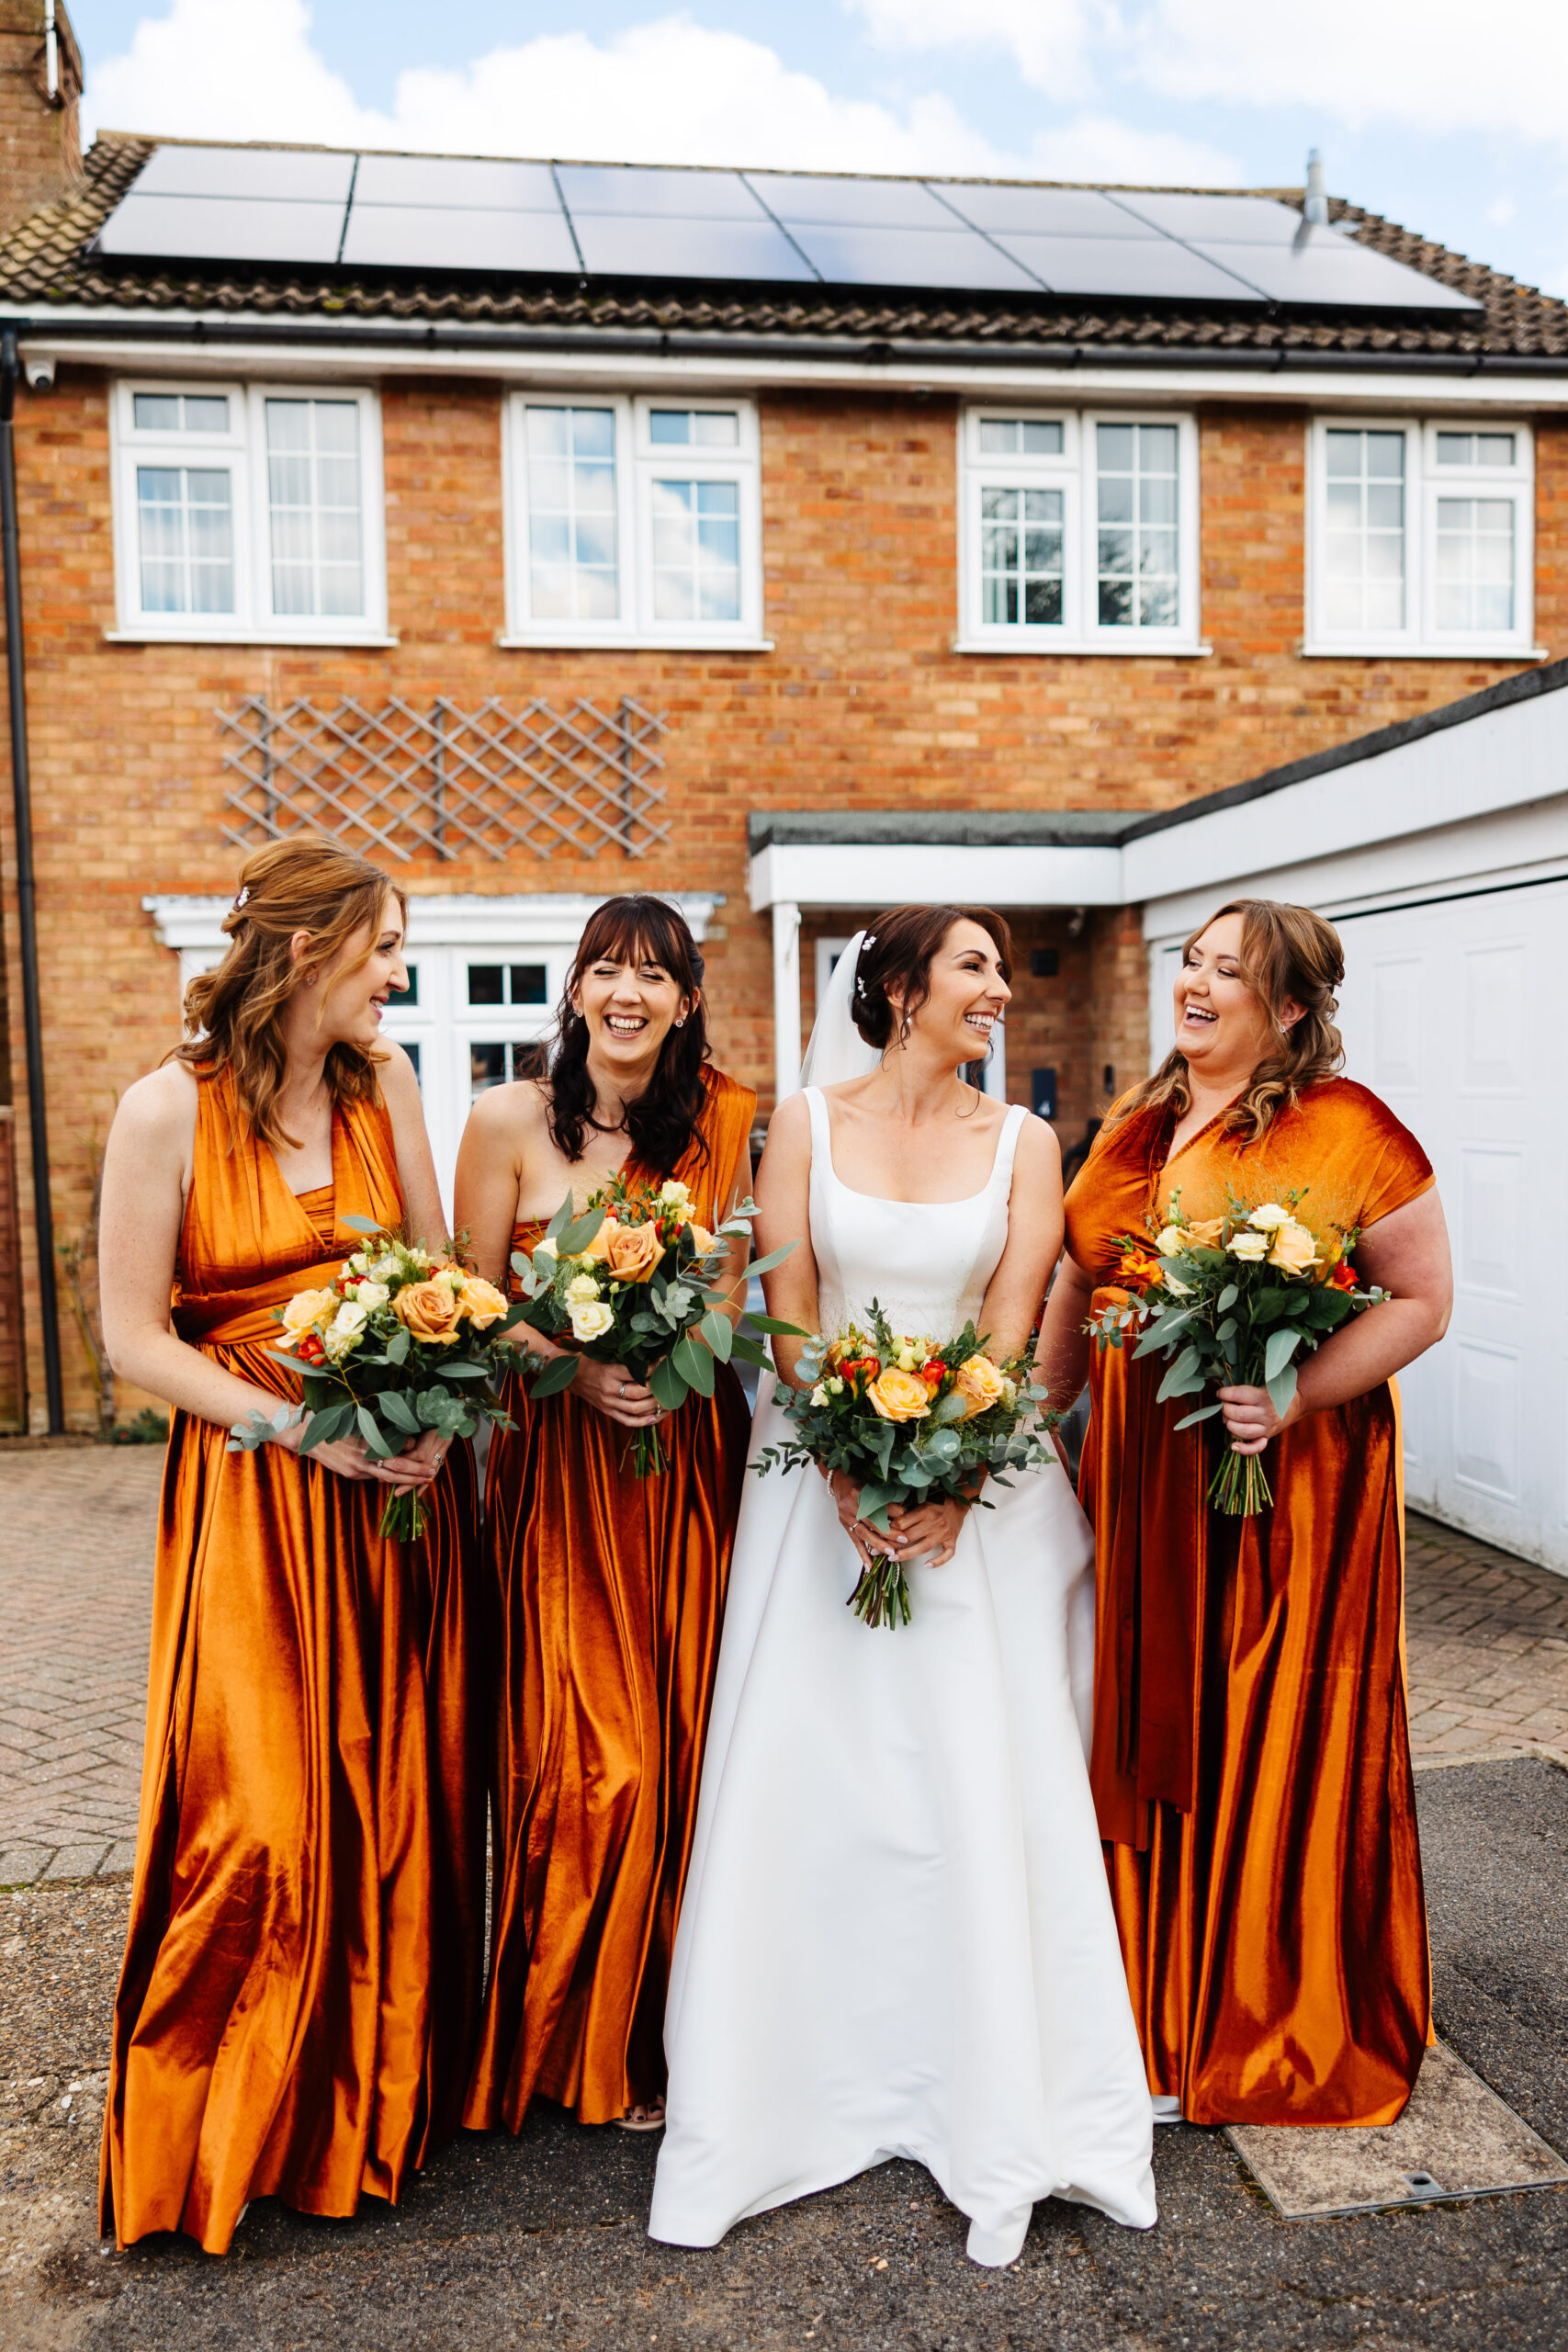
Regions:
[[1065, 1078, 1434, 2127], [99, 1072, 484, 2253], [465, 1068, 757, 2130]]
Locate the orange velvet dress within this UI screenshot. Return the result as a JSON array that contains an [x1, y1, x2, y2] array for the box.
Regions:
[[100, 1071, 485, 2254], [1064, 1076, 1435, 2128], [464, 1068, 757, 2131]]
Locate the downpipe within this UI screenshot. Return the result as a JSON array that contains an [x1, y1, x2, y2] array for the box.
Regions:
[[0, 328, 64, 1432]]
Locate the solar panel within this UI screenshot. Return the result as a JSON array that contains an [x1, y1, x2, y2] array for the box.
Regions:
[[341, 204, 579, 274], [131, 144, 354, 203], [938, 184, 1153, 239], [993, 233, 1264, 301], [1112, 192, 1313, 245], [557, 164, 763, 220], [569, 213, 816, 281], [95, 192, 346, 266], [750, 173, 956, 229], [1196, 237, 1483, 310], [352, 154, 561, 210], [783, 222, 1041, 290]]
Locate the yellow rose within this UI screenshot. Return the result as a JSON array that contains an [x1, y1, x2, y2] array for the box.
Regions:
[[1266, 1218, 1319, 1275], [866, 1366, 932, 1423], [1185, 1216, 1227, 1249], [565, 1273, 601, 1305], [278, 1286, 336, 1345], [392, 1278, 464, 1345], [687, 1223, 716, 1254], [1155, 1224, 1187, 1257], [569, 1299, 615, 1343], [1247, 1204, 1292, 1232], [457, 1275, 510, 1329], [1226, 1229, 1269, 1261], [604, 1220, 666, 1283], [953, 1353, 1007, 1419]]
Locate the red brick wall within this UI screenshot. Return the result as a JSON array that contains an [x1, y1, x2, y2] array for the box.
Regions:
[[2, 370, 1562, 1423]]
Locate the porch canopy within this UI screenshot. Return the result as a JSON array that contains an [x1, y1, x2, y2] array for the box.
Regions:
[[747, 809, 1139, 1105]]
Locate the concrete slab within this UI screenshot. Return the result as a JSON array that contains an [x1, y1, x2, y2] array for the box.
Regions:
[[1226, 2041, 1568, 2220]]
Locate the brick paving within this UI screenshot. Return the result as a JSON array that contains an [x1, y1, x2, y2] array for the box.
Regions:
[[0, 1454, 1564, 1886]]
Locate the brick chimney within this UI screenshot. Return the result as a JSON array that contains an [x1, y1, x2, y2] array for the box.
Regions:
[[0, 0, 83, 244]]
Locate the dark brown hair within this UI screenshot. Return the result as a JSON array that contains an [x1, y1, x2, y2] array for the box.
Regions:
[[852, 905, 1013, 1054], [174, 837, 404, 1148], [1110, 897, 1346, 1146], [547, 894, 711, 1175]]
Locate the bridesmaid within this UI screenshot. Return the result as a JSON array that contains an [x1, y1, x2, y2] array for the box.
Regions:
[[457, 894, 755, 2137], [97, 839, 483, 2253], [1035, 898, 1452, 2128]]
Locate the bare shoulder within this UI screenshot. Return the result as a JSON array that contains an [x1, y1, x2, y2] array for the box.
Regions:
[[113, 1060, 198, 1152], [1011, 1108, 1062, 1176], [376, 1039, 423, 1112], [761, 1091, 812, 1153]]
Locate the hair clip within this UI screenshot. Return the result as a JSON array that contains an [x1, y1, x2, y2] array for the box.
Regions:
[[233, 885, 251, 910]]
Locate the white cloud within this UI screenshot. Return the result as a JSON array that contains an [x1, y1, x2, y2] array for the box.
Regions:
[[1134, 1, 1568, 146], [848, 0, 1098, 98], [1025, 113, 1240, 187]]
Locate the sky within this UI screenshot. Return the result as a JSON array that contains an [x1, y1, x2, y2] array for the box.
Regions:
[[67, 0, 1568, 300]]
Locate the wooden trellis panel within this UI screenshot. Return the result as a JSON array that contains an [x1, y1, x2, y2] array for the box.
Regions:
[[218, 695, 670, 862]]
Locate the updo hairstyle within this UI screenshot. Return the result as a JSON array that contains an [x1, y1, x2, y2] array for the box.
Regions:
[[852, 905, 1013, 1051]]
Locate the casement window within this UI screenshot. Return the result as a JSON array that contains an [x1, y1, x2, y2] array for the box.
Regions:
[[502, 394, 765, 649], [1306, 419, 1535, 657], [956, 408, 1203, 655], [109, 381, 389, 646]]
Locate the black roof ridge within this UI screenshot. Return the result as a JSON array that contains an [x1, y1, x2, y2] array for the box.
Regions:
[[1121, 656, 1568, 845]]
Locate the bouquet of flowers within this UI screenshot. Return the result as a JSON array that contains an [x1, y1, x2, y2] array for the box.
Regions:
[[227, 1215, 518, 1540], [752, 1300, 1059, 1630], [509, 1172, 798, 1476], [1089, 1190, 1389, 1514]]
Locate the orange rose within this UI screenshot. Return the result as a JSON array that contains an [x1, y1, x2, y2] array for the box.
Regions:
[[866, 1366, 932, 1423], [604, 1219, 665, 1283], [1184, 1216, 1227, 1250], [457, 1275, 509, 1329], [581, 1213, 615, 1263], [1266, 1218, 1319, 1276], [687, 1223, 716, 1255], [953, 1353, 1006, 1419], [392, 1277, 464, 1346]]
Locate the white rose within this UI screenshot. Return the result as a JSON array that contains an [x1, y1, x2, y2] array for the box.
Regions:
[[659, 1178, 692, 1206], [355, 1281, 390, 1310], [370, 1253, 400, 1281], [1227, 1229, 1269, 1261], [828, 1376, 845, 1395], [1247, 1204, 1292, 1231], [566, 1273, 601, 1303], [325, 1298, 368, 1358], [569, 1299, 615, 1343], [810, 1384, 829, 1406], [1156, 1224, 1187, 1257], [533, 1235, 558, 1261], [347, 1251, 369, 1273]]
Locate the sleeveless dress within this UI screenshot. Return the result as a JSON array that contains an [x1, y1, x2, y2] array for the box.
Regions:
[[99, 1071, 485, 2255], [465, 1068, 757, 2131], [1066, 1077, 1434, 2127], [649, 1089, 1156, 2267]]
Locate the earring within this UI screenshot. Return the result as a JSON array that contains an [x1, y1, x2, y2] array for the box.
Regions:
[[674, 1016, 686, 1029]]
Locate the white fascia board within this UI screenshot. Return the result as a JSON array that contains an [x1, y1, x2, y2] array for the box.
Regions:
[[25, 321, 1568, 409], [1123, 686, 1568, 914], [145, 888, 723, 953], [748, 841, 1124, 911], [1140, 793, 1568, 944]]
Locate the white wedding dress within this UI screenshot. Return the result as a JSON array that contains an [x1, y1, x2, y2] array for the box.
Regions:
[[649, 1084, 1157, 2267]]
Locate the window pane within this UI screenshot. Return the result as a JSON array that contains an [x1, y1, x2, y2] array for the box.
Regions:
[[183, 395, 230, 433], [401, 1041, 421, 1084], [978, 420, 1019, 453], [1021, 421, 1063, 455], [265, 398, 364, 620], [979, 477, 1063, 631], [133, 393, 181, 432], [1478, 434, 1516, 467], [468, 965, 505, 1006], [978, 417, 1062, 456], [137, 463, 234, 616], [526, 405, 619, 622], [509, 964, 548, 1005], [1436, 433, 1474, 466], [1434, 496, 1514, 632], [469, 1042, 507, 1099], [694, 412, 739, 446], [1095, 424, 1179, 630], [651, 475, 740, 624], [1320, 428, 1404, 634]]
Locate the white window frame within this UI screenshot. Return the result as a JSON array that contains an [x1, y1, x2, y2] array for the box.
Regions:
[[1305, 415, 1537, 659], [501, 391, 767, 650], [108, 379, 391, 648], [955, 404, 1204, 657]]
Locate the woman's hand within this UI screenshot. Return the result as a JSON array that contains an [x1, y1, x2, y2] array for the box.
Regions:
[[571, 1357, 663, 1430], [272, 1414, 443, 1487], [1216, 1384, 1304, 1455], [884, 1496, 969, 1569]]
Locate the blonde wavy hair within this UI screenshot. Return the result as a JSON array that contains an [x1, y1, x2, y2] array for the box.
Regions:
[[174, 837, 405, 1149], [1109, 898, 1346, 1147]]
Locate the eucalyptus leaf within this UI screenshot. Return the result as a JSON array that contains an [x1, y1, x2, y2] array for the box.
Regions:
[[1174, 1401, 1224, 1430], [529, 1353, 581, 1398], [745, 1241, 800, 1280], [700, 1310, 734, 1363], [728, 1335, 773, 1371], [560, 1207, 608, 1256], [671, 1332, 716, 1398], [545, 1193, 576, 1245], [1264, 1326, 1303, 1383], [340, 1214, 386, 1238], [379, 1389, 421, 1435], [741, 1314, 810, 1337], [1155, 1345, 1207, 1404], [1266, 1363, 1300, 1420], [356, 1405, 397, 1458], [1217, 1284, 1238, 1312], [649, 1354, 689, 1412]]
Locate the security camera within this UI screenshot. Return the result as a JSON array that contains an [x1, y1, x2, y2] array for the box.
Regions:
[[23, 356, 55, 391]]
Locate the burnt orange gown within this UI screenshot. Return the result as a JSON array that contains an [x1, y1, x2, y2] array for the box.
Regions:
[[1064, 1076, 1435, 2127], [100, 1071, 484, 2253], [464, 1068, 757, 2130]]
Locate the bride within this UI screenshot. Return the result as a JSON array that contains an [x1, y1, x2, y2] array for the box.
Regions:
[[649, 906, 1156, 2266]]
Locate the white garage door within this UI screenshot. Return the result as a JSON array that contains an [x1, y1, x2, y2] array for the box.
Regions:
[[1335, 877, 1568, 1577]]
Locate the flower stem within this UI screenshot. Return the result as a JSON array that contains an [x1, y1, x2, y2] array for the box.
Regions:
[[1208, 1444, 1273, 1516], [378, 1487, 428, 1544], [848, 1550, 912, 1630]]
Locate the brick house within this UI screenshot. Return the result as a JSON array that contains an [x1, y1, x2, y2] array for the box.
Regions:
[[2, 1, 1566, 1573]]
